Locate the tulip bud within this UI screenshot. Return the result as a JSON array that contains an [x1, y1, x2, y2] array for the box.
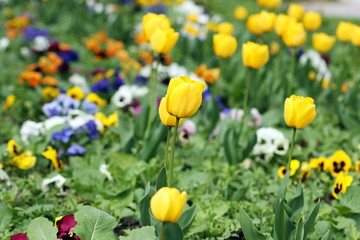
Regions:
[[217, 22, 235, 35], [159, 97, 184, 127], [150, 187, 187, 223], [165, 76, 205, 118], [284, 95, 316, 129], [259, 11, 277, 33], [150, 27, 179, 55], [234, 6, 248, 21], [213, 33, 238, 58], [142, 13, 171, 42], [246, 14, 265, 35], [351, 25, 360, 47], [275, 14, 296, 36], [336, 21, 355, 42], [303, 11, 322, 31], [242, 41, 269, 69], [282, 22, 307, 47], [312, 33, 336, 53], [287, 4, 304, 21]]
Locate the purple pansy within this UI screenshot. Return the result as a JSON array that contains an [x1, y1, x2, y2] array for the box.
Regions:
[[91, 79, 111, 93], [67, 144, 86, 156], [51, 127, 74, 143]]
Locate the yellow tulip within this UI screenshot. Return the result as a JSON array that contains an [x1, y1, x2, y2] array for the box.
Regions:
[[284, 95, 316, 129], [336, 21, 355, 42], [10, 151, 36, 170], [303, 11, 322, 31], [217, 22, 235, 35], [234, 6, 248, 21], [242, 41, 269, 69], [351, 25, 360, 47], [159, 98, 184, 127], [257, 0, 282, 9], [259, 11, 277, 33], [150, 187, 187, 223], [282, 22, 307, 47], [150, 27, 179, 55], [312, 33, 336, 53], [332, 171, 353, 199], [142, 13, 171, 42], [246, 14, 265, 35], [67, 86, 84, 100], [213, 33, 238, 58], [287, 3, 304, 21], [275, 14, 296, 36], [165, 76, 205, 118]]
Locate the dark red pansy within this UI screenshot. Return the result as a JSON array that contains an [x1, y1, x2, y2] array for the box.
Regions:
[[10, 233, 28, 240], [57, 214, 80, 240]]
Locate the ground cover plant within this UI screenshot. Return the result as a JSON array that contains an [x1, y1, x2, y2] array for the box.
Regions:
[[1, 0, 360, 239]]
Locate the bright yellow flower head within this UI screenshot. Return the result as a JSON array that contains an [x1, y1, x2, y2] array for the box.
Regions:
[[259, 11, 277, 33], [8, 139, 20, 156], [257, 0, 282, 9], [217, 22, 235, 35], [87, 93, 107, 107], [67, 86, 84, 100], [356, 161, 360, 173], [42, 146, 63, 172], [284, 95, 316, 129], [159, 98, 184, 127], [54, 216, 63, 227], [150, 187, 187, 223], [42, 87, 60, 101], [242, 41, 269, 69], [234, 6, 248, 21], [142, 13, 171, 42], [275, 14, 296, 36], [310, 157, 328, 171], [278, 159, 300, 179], [332, 171, 353, 199], [165, 76, 205, 119], [282, 22, 307, 47], [213, 33, 238, 58], [287, 3, 304, 21], [351, 25, 360, 47], [10, 151, 36, 170], [336, 21, 355, 42], [2, 94, 16, 111], [300, 162, 311, 183], [94, 111, 118, 129], [137, 0, 159, 6], [303, 11, 322, 31], [150, 27, 179, 55], [328, 150, 352, 176], [246, 14, 265, 35], [0, 163, 3, 169], [312, 33, 336, 54]]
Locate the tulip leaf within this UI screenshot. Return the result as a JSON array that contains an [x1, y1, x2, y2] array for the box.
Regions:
[[241, 131, 257, 160], [224, 128, 237, 165], [295, 218, 304, 240], [0, 203, 12, 232], [238, 207, 266, 240], [156, 167, 167, 191], [178, 206, 197, 235], [320, 230, 331, 240], [140, 125, 167, 162], [286, 183, 304, 221], [27, 217, 57, 240], [139, 182, 151, 226], [155, 222, 183, 240], [273, 171, 291, 213], [274, 198, 285, 240], [73, 205, 117, 240], [303, 200, 321, 240], [135, 96, 150, 140]]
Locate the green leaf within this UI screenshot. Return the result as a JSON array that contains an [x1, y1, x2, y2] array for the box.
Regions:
[[0, 203, 12, 232], [155, 222, 183, 240], [27, 217, 57, 240], [73, 206, 117, 240], [224, 128, 237, 165], [139, 182, 151, 226], [295, 218, 304, 240], [140, 125, 167, 162], [274, 199, 285, 240], [304, 200, 321, 240], [286, 183, 304, 221], [177, 206, 197, 235], [119, 226, 157, 240], [273, 171, 291, 213], [239, 207, 266, 240], [135, 97, 150, 139], [242, 131, 257, 160], [338, 186, 360, 214], [320, 230, 331, 240], [156, 167, 167, 191]]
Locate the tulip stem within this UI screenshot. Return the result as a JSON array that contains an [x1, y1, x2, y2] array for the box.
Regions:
[[164, 127, 172, 169], [213, 58, 223, 102], [288, 48, 296, 98], [287, 128, 297, 170], [160, 222, 165, 240], [353, 47, 359, 83], [168, 118, 179, 187], [238, 68, 253, 143], [145, 55, 160, 139]]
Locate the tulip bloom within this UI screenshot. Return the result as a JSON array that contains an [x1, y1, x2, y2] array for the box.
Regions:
[[259, 11, 277, 33], [150, 187, 187, 223], [332, 171, 353, 199], [287, 3, 304, 21], [150, 27, 179, 55], [142, 13, 171, 42], [284, 95, 316, 129], [159, 97, 184, 127], [282, 22, 307, 47], [351, 25, 360, 47], [336, 21, 355, 42], [275, 14, 296, 36], [303, 11, 322, 31], [165, 76, 205, 118], [246, 14, 264, 35], [213, 33, 238, 58], [257, 0, 282, 9], [328, 150, 352, 176], [242, 41, 269, 69], [217, 22, 235, 35], [234, 6, 248, 21], [312, 33, 336, 53]]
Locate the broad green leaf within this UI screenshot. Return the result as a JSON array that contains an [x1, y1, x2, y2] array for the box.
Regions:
[[27, 217, 57, 240], [273, 171, 291, 213], [242, 131, 257, 160], [73, 206, 117, 240], [0, 203, 12, 232], [274, 199, 285, 240], [239, 207, 266, 240], [155, 222, 183, 240], [140, 125, 167, 162], [304, 200, 321, 239], [320, 230, 331, 240], [177, 206, 197, 235], [338, 186, 360, 214], [119, 226, 157, 240], [156, 167, 167, 191], [286, 183, 304, 221], [295, 218, 304, 240], [224, 128, 237, 165], [139, 182, 151, 226]]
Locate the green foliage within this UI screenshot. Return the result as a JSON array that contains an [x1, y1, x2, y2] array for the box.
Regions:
[[27, 217, 57, 240]]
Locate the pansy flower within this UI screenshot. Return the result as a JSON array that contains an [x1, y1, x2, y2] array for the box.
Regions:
[[55, 214, 80, 240], [94, 111, 118, 131], [84, 120, 99, 140], [10, 233, 28, 240], [278, 160, 300, 179], [356, 161, 360, 173], [8, 139, 20, 156], [310, 157, 328, 171], [86, 93, 107, 107], [328, 150, 352, 176], [300, 162, 311, 183], [9, 152, 36, 170], [67, 86, 84, 100], [332, 171, 353, 199], [67, 144, 86, 157], [42, 146, 63, 172], [51, 128, 74, 143], [179, 120, 196, 143]]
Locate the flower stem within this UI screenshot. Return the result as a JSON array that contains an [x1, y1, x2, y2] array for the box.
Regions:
[[213, 58, 223, 102], [164, 127, 172, 169], [160, 222, 165, 240], [287, 128, 297, 170], [353, 47, 359, 83], [288, 48, 296, 98], [271, 47, 282, 106], [168, 118, 179, 187], [238, 68, 253, 142], [144, 55, 160, 139]]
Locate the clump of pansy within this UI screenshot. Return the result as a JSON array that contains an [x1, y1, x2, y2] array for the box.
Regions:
[[55, 214, 80, 240], [90, 68, 125, 94], [195, 63, 221, 85], [6, 140, 36, 170], [6, 13, 30, 40]]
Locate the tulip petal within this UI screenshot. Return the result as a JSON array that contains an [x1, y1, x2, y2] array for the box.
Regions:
[[150, 188, 171, 222]]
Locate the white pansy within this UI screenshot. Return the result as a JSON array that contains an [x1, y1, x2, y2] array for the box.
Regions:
[[299, 50, 330, 79], [20, 121, 44, 145], [131, 86, 149, 98], [0, 37, 10, 51], [94, 2, 104, 13], [166, 63, 188, 78], [112, 85, 134, 108], [44, 116, 67, 131], [32, 36, 50, 52], [105, 3, 116, 15], [41, 174, 66, 193], [177, 1, 204, 15], [0, 169, 11, 186], [20, 47, 30, 57], [139, 65, 152, 78], [69, 74, 90, 94], [99, 164, 113, 181]]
